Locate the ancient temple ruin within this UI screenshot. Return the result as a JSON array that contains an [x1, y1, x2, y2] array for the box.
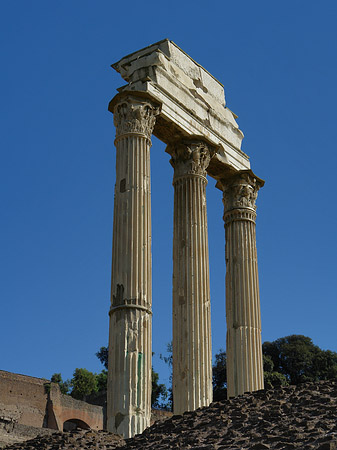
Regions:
[[107, 39, 264, 438]]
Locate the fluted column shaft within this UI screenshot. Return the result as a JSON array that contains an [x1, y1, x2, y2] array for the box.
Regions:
[[107, 95, 159, 438], [168, 140, 213, 415], [221, 170, 264, 398]]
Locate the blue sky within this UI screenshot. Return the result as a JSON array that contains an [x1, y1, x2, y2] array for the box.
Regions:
[[1, 1, 337, 388]]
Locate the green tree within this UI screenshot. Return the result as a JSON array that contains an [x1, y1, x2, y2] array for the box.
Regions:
[[95, 370, 107, 392], [151, 369, 168, 409], [159, 342, 173, 410], [212, 335, 337, 395], [212, 349, 227, 401], [211, 351, 288, 396], [312, 349, 337, 380], [262, 335, 337, 385], [263, 355, 288, 389], [96, 347, 108, 370], [70, 368, 98, 400], [50, 373, 70, 395]]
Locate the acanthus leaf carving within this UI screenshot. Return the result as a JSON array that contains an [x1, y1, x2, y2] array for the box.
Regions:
[[167, 140, 215, 179], [113, 96, 160, 139], [222, 171, 263, 214]]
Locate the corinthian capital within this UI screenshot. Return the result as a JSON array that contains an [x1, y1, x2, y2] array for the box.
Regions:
[[221, 170, 264, 213], [113, 95, 160, 140], [167, 140, 215, 179]]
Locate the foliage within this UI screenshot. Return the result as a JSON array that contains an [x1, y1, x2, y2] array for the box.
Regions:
[[49, 369, 107, 400], [70, 368, 98, 400], [262, 355, 288, 389], [50, 373, 70, 395], [263, 355, 274, 373], [51, 334, 337, 408], [212, 349, 227, 401], [96, 347, 109, 370], [262, 335, 337, 385], [211, 350, 288, 396], [159, 342, 173, 410], [160, 342, 173, 368], [312, 349, 337, 380], [211, 335, 337, 395], [96, 370, 108, 392], [264, 370, 289, 389], [151, 369, 168, 409]]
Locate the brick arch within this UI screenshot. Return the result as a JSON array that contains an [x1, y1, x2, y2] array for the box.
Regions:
[[58, 409, 99, 430], [63, 418, 90, 431], [47, 384, 103, 431]]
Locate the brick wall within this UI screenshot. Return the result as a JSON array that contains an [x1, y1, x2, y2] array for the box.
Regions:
[[0, 370, 48, 428]]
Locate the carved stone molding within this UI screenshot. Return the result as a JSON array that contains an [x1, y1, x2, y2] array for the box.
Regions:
[[221, 171, 264, 217], [167, 140, 215, 180], [224, 209, 257, 224], [113, 96, 160, 140]]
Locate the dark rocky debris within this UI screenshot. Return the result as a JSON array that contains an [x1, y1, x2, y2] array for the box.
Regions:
[[5, 380, 337, 449], [4, 430, 125, 450]]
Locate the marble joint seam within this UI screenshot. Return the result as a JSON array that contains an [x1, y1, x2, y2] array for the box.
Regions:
[[223, 209, 257, 224], [109, 304, 153, 316], [114, 133, 153, 146]]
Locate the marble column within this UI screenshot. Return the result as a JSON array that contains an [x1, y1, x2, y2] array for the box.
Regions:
[[167, 139, 214, 415], [107, 94, 159, 438], [219, 170, 264, 398]]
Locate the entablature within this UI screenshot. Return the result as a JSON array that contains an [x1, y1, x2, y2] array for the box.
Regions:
[[110, 39, 251, 175]]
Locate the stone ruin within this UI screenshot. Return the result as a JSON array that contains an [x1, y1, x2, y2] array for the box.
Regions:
[[107, 39, 265, 438], [0, 370, 103, 448], [6, 381, 337, 449]]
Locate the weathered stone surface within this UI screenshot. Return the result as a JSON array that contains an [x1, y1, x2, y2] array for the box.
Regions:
[[108, 41, 265, 439], [48, 384, 103, 431], [6, 381, 337, 449], [111, 39, 250, 172], [0, 371, 48, 429], [4, 429, 125, 450], [0, 370, 103, 446], [0, 423, 58, 449], [168, 139, 214, 415], [108, 94, 159, 438], [218, 170, 265, 398]]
